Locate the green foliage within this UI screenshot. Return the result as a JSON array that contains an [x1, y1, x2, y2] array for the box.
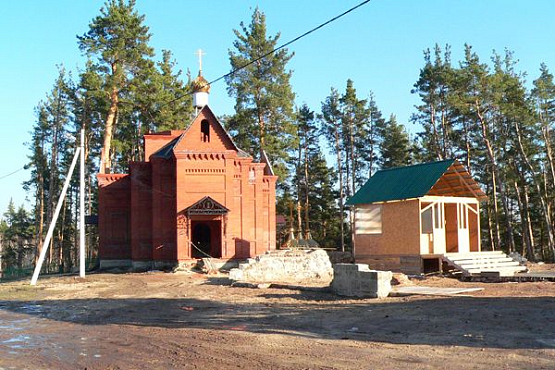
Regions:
[[78, 0, 155, 171], [292, 104, 341, 247], [1, 200, 34, 271], [225, 7, 297, 182], [77, 0, 154, 88], [378, 114, 412, 169], [411, 44, 456, 161]]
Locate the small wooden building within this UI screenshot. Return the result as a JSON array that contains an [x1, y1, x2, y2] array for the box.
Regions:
[[346, 159, 487, 274]]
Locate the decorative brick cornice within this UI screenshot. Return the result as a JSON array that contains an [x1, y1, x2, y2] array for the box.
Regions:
[[97, 173, 128, 186]]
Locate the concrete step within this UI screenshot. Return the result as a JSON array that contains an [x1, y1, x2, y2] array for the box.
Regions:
[[456, 260, 520, 268], [467, 266, 528, 276], [445, 251, 505, 258], [447, 254, 507, 261], [455, 257, 515, 265], [442, 252, 527, 277]]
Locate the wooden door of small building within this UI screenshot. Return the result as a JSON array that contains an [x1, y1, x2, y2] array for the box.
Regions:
[[420, 201, 446, 254], [432, 202, 446, 254]]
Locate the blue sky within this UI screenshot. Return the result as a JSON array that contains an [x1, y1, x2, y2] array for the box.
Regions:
[[1, 0, 555, 215]]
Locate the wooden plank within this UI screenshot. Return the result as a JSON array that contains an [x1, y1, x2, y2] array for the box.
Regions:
[[391, 286, 484, 296], [455, 258, 516, 265], [445, 251, 505, 257], [467, 266, 527, 273]]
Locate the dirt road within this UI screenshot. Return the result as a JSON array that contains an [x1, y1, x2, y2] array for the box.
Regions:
[[0, 271, 554, 369]]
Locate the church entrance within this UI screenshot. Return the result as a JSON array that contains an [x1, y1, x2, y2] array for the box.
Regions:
[[191, 220, 222, 258]]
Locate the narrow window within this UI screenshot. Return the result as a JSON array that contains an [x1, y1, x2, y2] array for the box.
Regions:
[[421, 207, 433, 234], [434, 203, 443, 229], [201, 120, 210, 142]]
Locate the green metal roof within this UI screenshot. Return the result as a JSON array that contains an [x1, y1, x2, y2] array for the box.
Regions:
[[345, 159, 455, 205]]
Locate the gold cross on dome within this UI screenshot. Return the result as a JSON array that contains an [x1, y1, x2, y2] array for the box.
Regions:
[[195, 49, 205, 73]]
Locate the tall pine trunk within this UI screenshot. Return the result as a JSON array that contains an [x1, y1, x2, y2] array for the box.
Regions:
[[334, 130, 345, 252], [100, 62, 119, 174], [303, 145, 310, 237], [430, 105, 442, 159], [35, 172, 45, 264], [513, 180, 535, 260], [476, 102, 514, 251], [514, 120, 555, 258]]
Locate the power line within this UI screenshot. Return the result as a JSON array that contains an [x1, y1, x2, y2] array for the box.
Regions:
[[164, 0, 372, 107], [0, 166, 27, 181]]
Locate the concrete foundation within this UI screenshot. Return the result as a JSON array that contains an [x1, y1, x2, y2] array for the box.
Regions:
[[132, 261, 153, 271], [331, 263, 392, 298], [229, 249, 333, 284], [152, 260, 177, 270], [100, 259, 179, 271], [99, 259, 132, 270]]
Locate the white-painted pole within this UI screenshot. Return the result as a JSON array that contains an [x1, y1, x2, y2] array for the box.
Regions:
[[79, 128, 85, 278], [31, 147, 81, 285]]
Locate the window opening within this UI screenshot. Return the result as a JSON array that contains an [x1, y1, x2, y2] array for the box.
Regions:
[[434, 203, 443, 229], [421, 207, 433, 234], [201, 120, 210, 142]]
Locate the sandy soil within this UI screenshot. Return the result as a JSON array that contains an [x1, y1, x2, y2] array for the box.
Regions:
[[0, 266, 554, 370]]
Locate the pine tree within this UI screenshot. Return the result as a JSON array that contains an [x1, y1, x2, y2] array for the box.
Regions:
[[225, 7, 296, 181], [532, 64, 555, 228], [1, 200, 34, 272], [293, 104, 340, 245], [304, 152, 340, 247], [364, 93, 386, 177], [411, 44, 456, 161], [23, 105, 50, 263], [320, 88, 346, 251], [129, 49, 194, 140], [378, 114, 412, 169], [78, 0, 154, 173], [340, 79, 372, 196]]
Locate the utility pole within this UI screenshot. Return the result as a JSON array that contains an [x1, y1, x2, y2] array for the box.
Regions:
[[79, 128, 85, 278], [31, 129, 87, 285]]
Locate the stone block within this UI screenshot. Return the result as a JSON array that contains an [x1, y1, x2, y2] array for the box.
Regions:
[[331, 263, 392, 298], [228, 249, 333, 284]]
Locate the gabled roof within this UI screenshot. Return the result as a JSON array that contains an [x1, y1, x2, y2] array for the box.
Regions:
[[346, 159, 486, 206], [151, 105, 251, 159], [182, 105, 241, 151], [151, 134, 184, 159], [259, 149, 275, 176]]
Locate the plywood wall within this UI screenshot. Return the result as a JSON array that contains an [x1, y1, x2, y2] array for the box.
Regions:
[[354, 199, 420, 259]]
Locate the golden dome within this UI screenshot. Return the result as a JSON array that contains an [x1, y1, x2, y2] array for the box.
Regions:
[[192, 72, 210, 93]]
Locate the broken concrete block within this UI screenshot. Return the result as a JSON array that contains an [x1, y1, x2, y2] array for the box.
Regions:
[[228, 268, 244, 281], [228, 249, 333, 284], [331, 263, 392, 298]]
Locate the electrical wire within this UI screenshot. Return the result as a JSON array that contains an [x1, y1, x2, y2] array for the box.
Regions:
[[0, 166, 27, 181], [163, 0, 373, 107]]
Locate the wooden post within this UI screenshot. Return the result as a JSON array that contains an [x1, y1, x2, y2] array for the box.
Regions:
[[79, 128, 86, 278]]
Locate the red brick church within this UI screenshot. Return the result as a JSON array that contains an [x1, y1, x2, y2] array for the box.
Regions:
[[97, 72, 278, 270]]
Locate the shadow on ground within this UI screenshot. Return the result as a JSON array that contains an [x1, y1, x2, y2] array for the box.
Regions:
[[1, 292, 554, 350]]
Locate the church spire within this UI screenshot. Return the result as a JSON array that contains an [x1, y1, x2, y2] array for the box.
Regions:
[[192, 49, 210, 110]]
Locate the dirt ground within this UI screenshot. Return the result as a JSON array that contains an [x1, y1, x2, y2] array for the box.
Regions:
[[1, 264, 554, 370]]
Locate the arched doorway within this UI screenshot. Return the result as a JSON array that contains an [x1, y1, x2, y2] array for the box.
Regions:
[[192, 223, 211, 258]]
